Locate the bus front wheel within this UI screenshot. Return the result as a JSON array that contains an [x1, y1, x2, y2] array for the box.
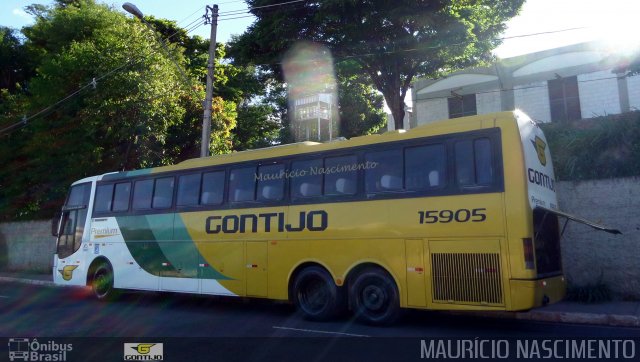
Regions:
[[292, 266, 344, 321], [350, 268, 400, 325], [91, 262, 117, 301]]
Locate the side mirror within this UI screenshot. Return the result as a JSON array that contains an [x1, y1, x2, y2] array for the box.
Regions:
[[51, 211, 62, 237]]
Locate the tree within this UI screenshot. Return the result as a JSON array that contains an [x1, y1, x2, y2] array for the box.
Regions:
[[232, 0, 524, 130], [0, 27, 34, 93], [336, 60, 387, 138], [0, 0, 236, 220]]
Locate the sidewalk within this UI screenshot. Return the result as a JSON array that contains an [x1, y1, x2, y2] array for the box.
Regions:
[[1, 272, 639, 328]]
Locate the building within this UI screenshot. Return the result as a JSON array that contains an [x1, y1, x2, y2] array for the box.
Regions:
[[411, 41, 640, 127]]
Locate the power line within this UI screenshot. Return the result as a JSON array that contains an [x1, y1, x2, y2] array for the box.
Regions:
[[175, 6, 206, 25], [218, 0, 309, 17], [218, 14, 256, 21]]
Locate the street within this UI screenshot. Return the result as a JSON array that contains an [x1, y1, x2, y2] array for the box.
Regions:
[[1, 281, 640, 361]]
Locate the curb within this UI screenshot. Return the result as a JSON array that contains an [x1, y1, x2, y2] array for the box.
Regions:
[[445, 309, 640, 328], [0, 276, 55, 287], [520, 310, 640, 328]]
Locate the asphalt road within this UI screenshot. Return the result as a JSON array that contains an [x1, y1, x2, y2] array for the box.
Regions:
[[1, 281, 639, 361]]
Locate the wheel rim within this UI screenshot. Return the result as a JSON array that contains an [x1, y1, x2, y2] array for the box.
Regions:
[[94, 269, 111, 298], [299, 277, 328, 314], [362, 284, 387, 311]]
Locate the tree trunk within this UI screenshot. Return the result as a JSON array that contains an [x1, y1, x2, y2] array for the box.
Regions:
[[383, 91, 406, 131]]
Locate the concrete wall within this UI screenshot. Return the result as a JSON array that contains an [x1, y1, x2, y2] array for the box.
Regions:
[[1, 177, 638, 298], [556, 177, 640, 299], [0, 220, 55, 273], [577, 70, 621, 118], [514, 81, 551, 123]]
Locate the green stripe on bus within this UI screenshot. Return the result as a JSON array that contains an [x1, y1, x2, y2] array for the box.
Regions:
[[117, 215, 176, 276], [117, 214, 232, 280], [173, 214, 232, 280]]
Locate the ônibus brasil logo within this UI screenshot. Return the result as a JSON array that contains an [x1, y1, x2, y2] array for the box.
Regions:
[[8, 338, 73, 361]]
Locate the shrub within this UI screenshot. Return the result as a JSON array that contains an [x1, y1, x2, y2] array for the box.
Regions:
[[541, 111, 640, 181]]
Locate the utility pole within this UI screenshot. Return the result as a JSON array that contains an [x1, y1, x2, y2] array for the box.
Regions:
[[201, 4, 219, 158]]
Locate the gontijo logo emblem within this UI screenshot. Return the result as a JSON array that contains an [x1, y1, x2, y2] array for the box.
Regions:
[[58, 265, 78, 281], [124, 343, 164, 360], [530, 135, 547, 166]]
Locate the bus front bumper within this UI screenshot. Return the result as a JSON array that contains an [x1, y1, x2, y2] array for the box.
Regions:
[[509, 275, 566, 311]]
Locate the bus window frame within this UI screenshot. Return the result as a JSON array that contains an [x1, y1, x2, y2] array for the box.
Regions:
[[90, 128, 504, 216]]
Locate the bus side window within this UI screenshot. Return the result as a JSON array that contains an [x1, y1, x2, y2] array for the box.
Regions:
[[177, 173, 202, 206], [257, 163, 284, 201], [152, 177, 174, 209], [113, 182, 131, 212], [455, 138, 493, 187], [474, 138, 493, 185], [455, 140, 474, 186], [202, 171, 224, 205], [229, 167, 256, 202], [324, 155, 357, 196], [365, 149, 403, 194], [133, 179, 153, 210], [405, 144, 446, 190], [291, 159, 322, 199], [94, 184, 114, 213]]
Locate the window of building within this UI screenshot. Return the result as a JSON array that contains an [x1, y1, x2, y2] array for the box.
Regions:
[[448, 94, 477, 118], [548, 76, 581, 121]]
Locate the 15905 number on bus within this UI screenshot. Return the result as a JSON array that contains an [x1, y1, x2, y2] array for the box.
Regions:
[[418, 208, 487, 224]]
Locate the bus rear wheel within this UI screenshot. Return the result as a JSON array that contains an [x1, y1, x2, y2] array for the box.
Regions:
[[350, 268, 400, 325], [292, 266, 344, 321], [91, 263, 117, 301]]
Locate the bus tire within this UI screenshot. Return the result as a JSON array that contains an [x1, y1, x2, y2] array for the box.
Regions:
[[292, 266, 344, 321], [350, 268, 400, 325], [91, 262, 117, 301]]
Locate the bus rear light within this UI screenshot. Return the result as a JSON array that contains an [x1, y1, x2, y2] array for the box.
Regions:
[[523, 238, 535, 270]]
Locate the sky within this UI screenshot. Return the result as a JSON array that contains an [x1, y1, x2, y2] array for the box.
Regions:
[[2, 0, 640, 58]]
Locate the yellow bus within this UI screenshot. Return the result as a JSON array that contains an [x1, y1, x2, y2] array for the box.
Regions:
[[52, 110, 618, 325]]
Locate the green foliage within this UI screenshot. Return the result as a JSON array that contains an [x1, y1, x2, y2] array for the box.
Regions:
[[541, 111, 640, 181], [233, 103, 280, 151], [0, 27, 34, 92], [337, 61, 387, 138], [231, 0, 524, 130], [0, 0, 238, 220]]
